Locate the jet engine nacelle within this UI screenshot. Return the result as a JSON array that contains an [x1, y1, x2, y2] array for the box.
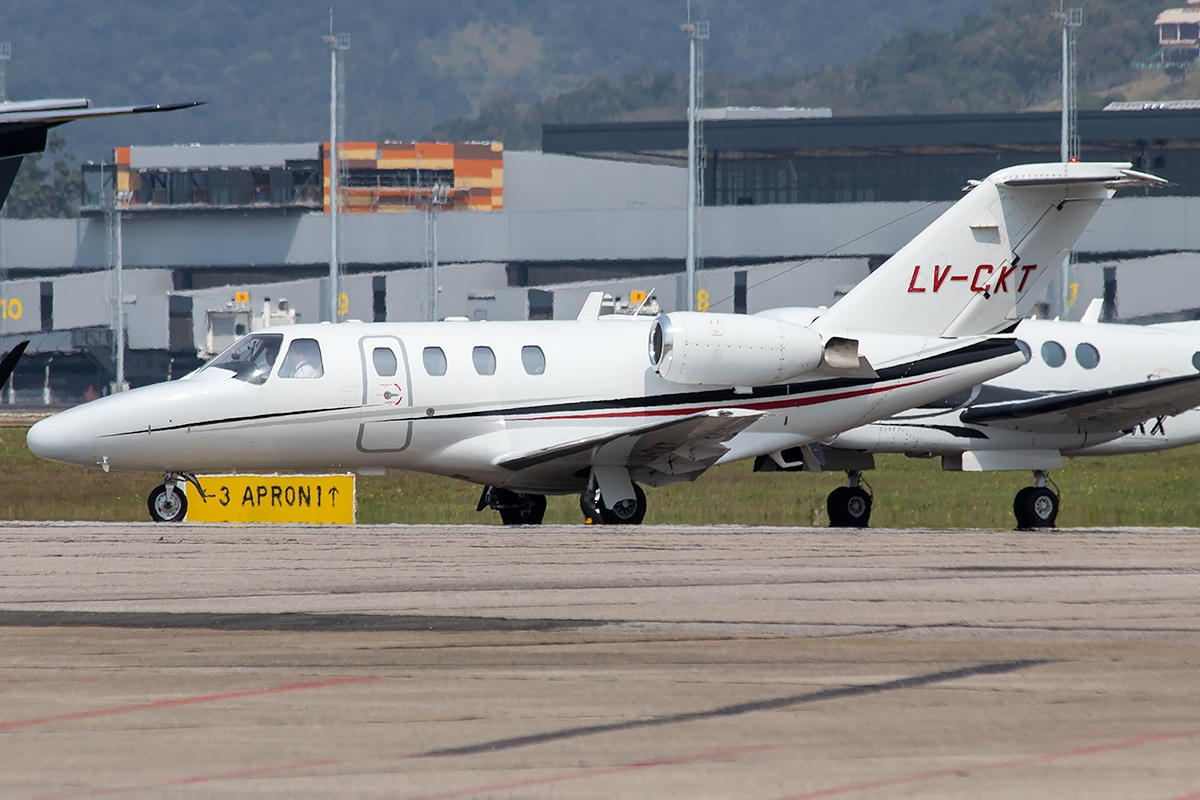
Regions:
[[648, 311, 827, 387]]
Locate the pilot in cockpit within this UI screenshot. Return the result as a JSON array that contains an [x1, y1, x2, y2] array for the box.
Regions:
[[278, 338, 324, 379]]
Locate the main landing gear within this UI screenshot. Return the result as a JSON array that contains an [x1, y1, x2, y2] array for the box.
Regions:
[[580, 481, 647, 525], [827, 470, 872, 528], [478, 486, 547, 525], [147, 473, 203, 523], [1013, 470, 1059, 530]]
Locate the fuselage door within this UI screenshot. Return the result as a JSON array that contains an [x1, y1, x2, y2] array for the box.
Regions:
[[357, 335, 413, 453]]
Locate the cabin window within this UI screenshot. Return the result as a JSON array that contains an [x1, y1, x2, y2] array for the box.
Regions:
[[372, 347, 397, 377], [278, 338, 324, 378], [1075, 342, 1100, 370], [521, 345, 546, 375], [473, 346, 496, 375], [1040, 341, 1066, 368], [1015, 340, 1031, 360], [1193, 352, 1200, 372], [423, 346, 447, 376], [206, 333, 283, 385]]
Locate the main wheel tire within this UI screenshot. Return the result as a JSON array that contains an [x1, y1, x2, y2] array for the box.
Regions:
[[497, 492, 547, 525], [1013, 486, 1058, 529], [148, 484, 187, 523], [827, 485, 871, 528], [597, 483, 647, 525]]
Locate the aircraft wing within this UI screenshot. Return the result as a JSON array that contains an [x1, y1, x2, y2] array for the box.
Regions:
[[0, 340, 29, 391], [498, 409, 763, 480], [960, 373, 1200, 433]]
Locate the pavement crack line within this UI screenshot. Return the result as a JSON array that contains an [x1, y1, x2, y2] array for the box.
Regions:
[[418, 658, 1055, 758]]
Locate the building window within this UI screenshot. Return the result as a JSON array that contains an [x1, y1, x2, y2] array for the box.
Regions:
[[423, 346, 447, 376], [473, 346, 496, 376], [521, 345, 546, 375]]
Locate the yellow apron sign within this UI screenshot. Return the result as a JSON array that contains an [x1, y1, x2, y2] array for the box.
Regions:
[[185, 474, 356, 524]]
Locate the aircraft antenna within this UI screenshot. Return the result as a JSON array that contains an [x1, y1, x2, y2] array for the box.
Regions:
[[682, 6, 708, 312], [0, 43, 10, 103], [323, 17, 350, 323]]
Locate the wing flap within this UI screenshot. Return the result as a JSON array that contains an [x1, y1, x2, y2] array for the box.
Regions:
[[498, 409, 763, 475], [961, 372, 1200, 432]]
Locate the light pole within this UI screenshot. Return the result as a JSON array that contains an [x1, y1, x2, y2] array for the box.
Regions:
[[323, 24, 350, 323], [1054, 5, 1083, 317], [426, 183, 448, 322], [681, 11, 708, 312]]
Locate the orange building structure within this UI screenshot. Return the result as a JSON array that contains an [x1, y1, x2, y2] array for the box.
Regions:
[[324, 141, 503, 213]]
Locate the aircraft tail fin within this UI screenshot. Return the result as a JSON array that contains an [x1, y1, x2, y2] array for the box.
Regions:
[[814, 162, 1165, 338]]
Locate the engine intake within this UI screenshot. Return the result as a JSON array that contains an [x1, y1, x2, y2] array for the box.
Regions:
[[648, 312, 828, 387]]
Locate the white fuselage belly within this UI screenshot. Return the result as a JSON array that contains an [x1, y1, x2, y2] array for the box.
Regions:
[[32, 319, 1024, 494]]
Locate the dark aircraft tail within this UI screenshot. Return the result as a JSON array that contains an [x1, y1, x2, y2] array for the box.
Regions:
[[0, 340, 30, 392]]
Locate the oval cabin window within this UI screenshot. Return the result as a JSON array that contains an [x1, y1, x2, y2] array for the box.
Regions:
[[521, 345, 546, 375], [423, 347, 447, 376], [372, 347, 397, 377], [1040, 341, 1066, 368], [1075, 343, 1100, 370], [472, 346, 496, 376]]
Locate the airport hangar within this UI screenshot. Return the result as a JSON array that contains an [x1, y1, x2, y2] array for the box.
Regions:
[[2, 105, 1200, 402]]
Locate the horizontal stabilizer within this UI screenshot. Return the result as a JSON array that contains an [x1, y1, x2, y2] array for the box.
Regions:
[[498, 408, 762, 477], [961, 372, 1200, 433], [1000, 167, 1168, 189]]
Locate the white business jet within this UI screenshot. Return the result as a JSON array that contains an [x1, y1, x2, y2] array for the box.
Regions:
[[761, 303, 1200, 529], [26, 162, 1163, 524]]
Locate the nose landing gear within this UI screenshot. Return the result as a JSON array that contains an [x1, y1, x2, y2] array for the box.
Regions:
[[147, 473, 205, 522], [1013, 470, 1059, 529], [827, 470, 872, 528]]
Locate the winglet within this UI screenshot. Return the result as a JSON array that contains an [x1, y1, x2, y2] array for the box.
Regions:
[[1080, 297, 1104, 324]]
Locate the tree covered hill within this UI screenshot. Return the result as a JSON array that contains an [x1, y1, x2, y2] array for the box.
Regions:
[[0, 0, 990, 161], [433, 0, 1181, 148]]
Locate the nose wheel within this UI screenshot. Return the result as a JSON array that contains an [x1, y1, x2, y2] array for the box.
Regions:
[[148, 482, 187, 523], [827, 471, 872, 528], [581, 482, 647, 525], [1014, 471, 1059, 529]]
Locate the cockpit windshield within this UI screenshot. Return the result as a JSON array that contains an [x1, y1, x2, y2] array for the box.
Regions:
[[204, 333, 283, 385]]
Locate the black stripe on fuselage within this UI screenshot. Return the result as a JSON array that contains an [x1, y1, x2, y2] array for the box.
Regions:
[[433, 336, 1018, 421], [100, 337, 1018, 437]]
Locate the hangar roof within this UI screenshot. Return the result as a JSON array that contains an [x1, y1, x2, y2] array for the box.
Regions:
[[543, 108, 1200, 161]]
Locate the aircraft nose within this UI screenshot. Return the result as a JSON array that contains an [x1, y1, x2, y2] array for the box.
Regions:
[[27, 406, 96, 466]]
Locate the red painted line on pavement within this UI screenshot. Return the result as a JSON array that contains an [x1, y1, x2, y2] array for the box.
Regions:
[[404, 744, 783, 800], [0, 675, 379, 732], [1165, 792, 1200, 800], [30, 759, 343, 800], [774, 727, 1200, 799]]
